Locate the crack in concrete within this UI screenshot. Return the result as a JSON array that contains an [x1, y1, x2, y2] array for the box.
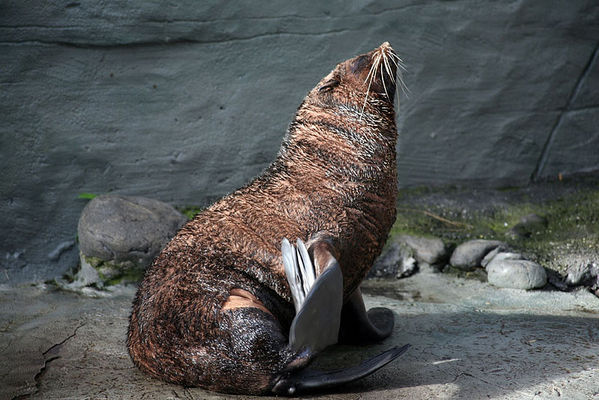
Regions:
[[31, 355, 60, 387], [0, 28, 356, 49], [11, 324, 84, 400], [42, 323, 84, 356], [531, 41, 599, 182]]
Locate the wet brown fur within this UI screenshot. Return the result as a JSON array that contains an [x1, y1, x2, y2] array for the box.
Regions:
[[128, 43, 400, 395]]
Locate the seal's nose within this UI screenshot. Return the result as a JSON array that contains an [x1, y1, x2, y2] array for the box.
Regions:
[[369, 42, 399, 99], [377, 41, 396, 59]]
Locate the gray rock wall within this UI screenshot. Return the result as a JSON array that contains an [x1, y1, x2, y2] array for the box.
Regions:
[[1, 1, 598, 283]]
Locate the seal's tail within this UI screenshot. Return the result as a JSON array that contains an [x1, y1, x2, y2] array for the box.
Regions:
[[273, 344, 411, 395]]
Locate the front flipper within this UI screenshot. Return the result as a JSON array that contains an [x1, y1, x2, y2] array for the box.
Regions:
[[282, 238, 343, 353], [339, 288, 395, 344]]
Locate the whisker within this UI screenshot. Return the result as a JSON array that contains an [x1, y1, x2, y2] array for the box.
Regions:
[[389, 52, 407, 72], [364, 52, 380, 84], [380, 61, 389, 99], [360, 52, 381, 120], [398, 73, 410, 97], [391, 60, 407, 78], [387, 55, 410, 97], [385, 50, 409, 103], [388, 55, 407, 75], [395, 70, 402, 108], [359, 78, 373, 121], [363, 61, 376, 86], [382, 54, 393, 82], [359, 47, 409, 117], [382, 52, 401, 106]]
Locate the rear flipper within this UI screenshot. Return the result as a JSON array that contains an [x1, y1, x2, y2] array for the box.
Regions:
[[339, 288, 395, 344], [277, 238, 409, 395], [273, 344, 411, 395]]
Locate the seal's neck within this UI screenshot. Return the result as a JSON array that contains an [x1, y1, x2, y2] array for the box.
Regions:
[[277, 100, 397, 184]]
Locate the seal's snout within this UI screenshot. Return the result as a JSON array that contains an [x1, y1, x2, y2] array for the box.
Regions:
[[373, 42, 398, 82], [350, 41, 401, 101]]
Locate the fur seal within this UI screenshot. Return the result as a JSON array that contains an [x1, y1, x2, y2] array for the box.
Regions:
[[128, 42, 408, 395]]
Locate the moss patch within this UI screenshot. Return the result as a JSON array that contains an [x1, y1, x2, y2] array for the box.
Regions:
[[390, 181, 599, 276], [83, 255, 145, 286], [176, 205, 204, 220]]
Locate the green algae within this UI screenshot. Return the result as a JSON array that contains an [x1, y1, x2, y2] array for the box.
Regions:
[[77, 192, 98, 200], [83, 255, 145, 286], [176, 205, 204, 220], [389, 183, 599, 276]]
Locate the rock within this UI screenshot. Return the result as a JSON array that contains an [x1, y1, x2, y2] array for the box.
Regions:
[[482, 250, 523, 269], [481, 247, 501, 268], [508, 213, 548, 239], [369, 240, 417, 279], [566, 262, 599, 287], [369, 242, 400, 278], [77, 195, 188, 286], [487, 258, 547, 289], [450, 240, 506, 271], [67, 257, 101, 289], [398, 235, 447, 265], [396, 252, 418, 279], [479, 248, 547, 289], [369, 234, 446, 279]]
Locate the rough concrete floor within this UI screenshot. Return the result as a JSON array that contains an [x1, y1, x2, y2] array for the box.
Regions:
[[2, 267, 598, 400]]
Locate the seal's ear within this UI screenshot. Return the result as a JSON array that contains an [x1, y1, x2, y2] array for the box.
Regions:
[[318, 78, 340, 93]]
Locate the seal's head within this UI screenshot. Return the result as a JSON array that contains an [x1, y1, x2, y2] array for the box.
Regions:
[[282, 42, 402, 164], [309, 42, 403, 115]]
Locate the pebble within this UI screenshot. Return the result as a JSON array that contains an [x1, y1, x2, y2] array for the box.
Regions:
[[566, 262, 599, 286], [370, 240, 417, 279], [450, 239, 506, 271], [396, 251, 418, 279], [399, 234, 447, 265], [486, 258, 547, 289], [482, 250, 522, 268]]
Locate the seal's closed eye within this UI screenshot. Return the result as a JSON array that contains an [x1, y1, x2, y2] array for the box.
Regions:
[[318, 78, 340, 92]]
